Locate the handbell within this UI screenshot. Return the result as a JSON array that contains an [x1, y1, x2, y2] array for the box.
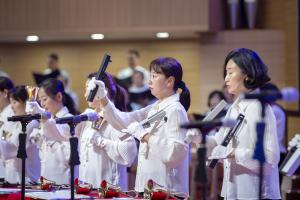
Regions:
[[98, 180, 120, 198], [38, 176, 56, 191], [74, 178, 92, 194], [144, 179, 169, 200], [26, 86, 39, 101], [144, 179, 188, 200]]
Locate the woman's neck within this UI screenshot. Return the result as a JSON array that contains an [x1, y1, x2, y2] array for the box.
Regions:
[[16, 110, 26, 115], [53, 104, 64, 115], [0, 101, 9, 113], [158, 91, 175, 102]]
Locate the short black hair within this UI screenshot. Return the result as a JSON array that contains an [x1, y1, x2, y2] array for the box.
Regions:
[[223, 48, 270, 89], [128, 49, 140, 58], [49, 53, 59, 61], [9, 85, 28, 103], [0, 76, 14, 92], [208, 90, 225, 107]]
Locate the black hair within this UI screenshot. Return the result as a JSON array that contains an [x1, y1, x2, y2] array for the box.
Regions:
[[39, 78, 78, 115], [0, 76, 14, 92], [132, 70, 144, 80], [260, 82, 280, 103], [49, 53, 59, 61], [9, 85, 28, 103], [149, 57, 190, 111], [87, 72, 127, 111], [207, 90, 225, 107], [128, 49, 140, 58], [223, 48, 270, 89]]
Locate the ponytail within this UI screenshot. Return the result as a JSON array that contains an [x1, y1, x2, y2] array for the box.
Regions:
[[114, 85, 128, 112], [63, 92, 78, 115], [178, 81, 190, 111]]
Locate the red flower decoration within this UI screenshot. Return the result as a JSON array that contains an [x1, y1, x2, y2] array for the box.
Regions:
[[40, 176, 44, 183], [74, 178, 79, 186], [101, 180, 107, 189], [147, 179, 154, 190]]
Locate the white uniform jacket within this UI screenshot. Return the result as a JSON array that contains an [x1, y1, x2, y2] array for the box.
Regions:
[[103, 93, 189, 194], [0, 118, 40, 184], [40, 106, 77, 184], [78, 109, 137, 190], [207, 98, 281, 199]]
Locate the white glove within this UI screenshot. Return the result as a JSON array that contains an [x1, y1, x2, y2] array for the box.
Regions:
[[89, 134, 105, 147], [184, 129, 201, 144], [26, 120, 39, 134], [122, 121, 148, 141], [87, 77, 108, 100], [288, 134, 300, 150], [208, 145, 233, 160], [26, 101, 45, 114]]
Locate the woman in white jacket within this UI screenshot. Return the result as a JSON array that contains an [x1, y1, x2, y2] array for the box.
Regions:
[[28, 78, 77, 184], [77, 72, 137, 190], [0, 86, 40, 184], [87, 57, 191, 196], [189, 48, 281, 199]]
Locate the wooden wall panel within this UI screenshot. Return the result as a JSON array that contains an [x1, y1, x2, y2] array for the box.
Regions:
[[0, 0, 224, 41], [0, 30, 285, 115]]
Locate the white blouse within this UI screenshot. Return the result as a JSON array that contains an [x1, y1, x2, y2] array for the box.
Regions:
[[0, 104, 14, 179], [40, 106, 77, 184], [207, 98, 281, 199], [0, 119, 40, 184], [103, 93, 189, 194], [78, 109, 137, 190]]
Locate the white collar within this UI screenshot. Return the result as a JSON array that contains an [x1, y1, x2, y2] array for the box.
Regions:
[[55, 106, 69, 118], [153, 93, 179, 111]]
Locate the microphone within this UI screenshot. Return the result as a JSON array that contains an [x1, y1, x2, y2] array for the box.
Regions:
[[240, 87, 299, 103], [8, 112, 51, 122], [183, 100, 228, 144], [55, 112, 98, 124]]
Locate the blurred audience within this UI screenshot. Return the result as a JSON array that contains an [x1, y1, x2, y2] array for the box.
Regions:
[[116, 50, 149, 89], [128, 70, 155, 110]]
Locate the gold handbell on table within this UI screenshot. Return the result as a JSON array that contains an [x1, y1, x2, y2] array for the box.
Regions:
[[26, 86, 39, 101], [74, 178, 92, 194], [98, 180, 121, 198], [38, 176, 56, 191], [144, 179, 188, 200], [144, 179, 168, 200]]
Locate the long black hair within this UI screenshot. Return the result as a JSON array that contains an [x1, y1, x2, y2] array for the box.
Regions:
[[149, 57, 190, 111], [9, 85, 28, 103], [39, 78, 78, 115], [88, 72, 127, 112]]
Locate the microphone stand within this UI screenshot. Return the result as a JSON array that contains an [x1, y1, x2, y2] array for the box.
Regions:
[[194, 129, 209, 200], [17, 121, 29, 200], [67, 122, 80, 200], [252, 101, 266, 199]]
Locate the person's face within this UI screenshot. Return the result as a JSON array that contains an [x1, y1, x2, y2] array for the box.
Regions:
[[209, 94, 222, 109], [47, 58, 58, 70], [224, 59, 248, 95], [10, 98, 25, 115], [38, 88, 62, 114], [148, 70, 174, 100], [128, 54, 139, 67], [0, 89, 9, 109], [132, 72, 144, 87], [84, 79, 98, 109]]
